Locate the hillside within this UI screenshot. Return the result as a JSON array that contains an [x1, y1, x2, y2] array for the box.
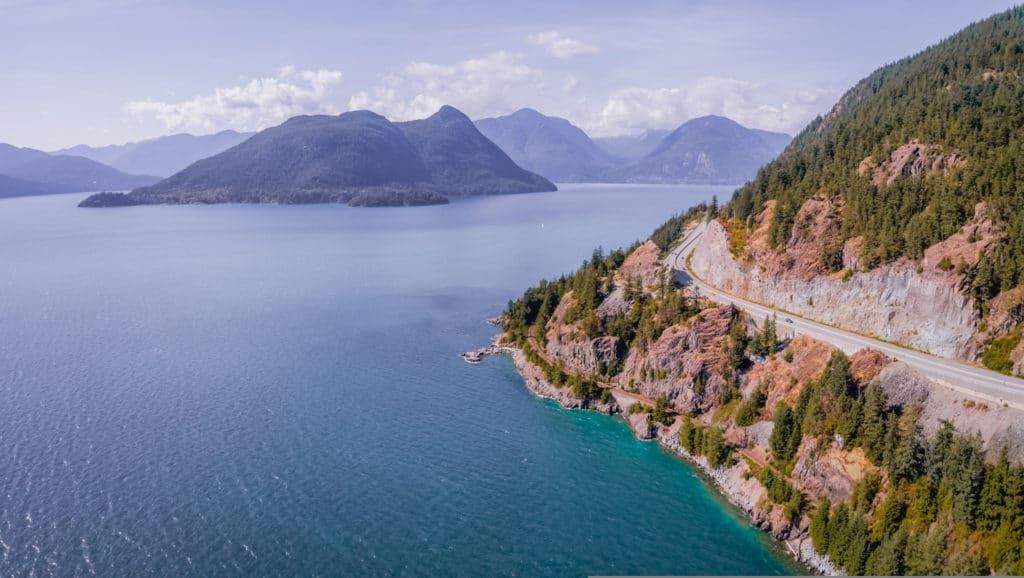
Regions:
[[81, 106, 555, 208], [499, 229, 1024, 576], [0, 174, 74, 199], [495, 7, 1024, 576], [616, 115, 790, 185], [398, 106, 557, 195], [700, 7, 1024, 374], [56, 130, 253, 177], [475, 108, 614, 181], [0, 143, 160, 196], [0, 143, 49, 172]]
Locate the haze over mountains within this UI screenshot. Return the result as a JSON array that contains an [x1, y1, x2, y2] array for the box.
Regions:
[[475, 108, 615, 182], [80, 106, 556, 208], [3, 104, 791, 204], [616, 115, 791, 184], [0, 143, 159, 198], [592, 129, 672, 163], [55, 130, 254, 177], [475, 109, 790, 184]]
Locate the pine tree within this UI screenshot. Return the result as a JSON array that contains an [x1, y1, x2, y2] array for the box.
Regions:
[[866, 526, 908, 576], [845, 514, 870, 576], [810, 496, 831, 555], [889, 417, 924, 482], [827, 502, 851, 567], [871, 491, 906, 542], [948, 432, 985, 529], [770, 402, 798, 463], [859, 381, 889, 463]]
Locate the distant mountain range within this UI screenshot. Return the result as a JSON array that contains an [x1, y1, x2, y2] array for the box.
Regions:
[[2, 107, 790, 205], [593, 129, 672, 163], [54, 130, 254, 177], [0, 143, 160, 199], [80, 106, 555, 208], [475, 108, 614, 182], [472, 109, 790, 185], [615, 115, 791, 184]]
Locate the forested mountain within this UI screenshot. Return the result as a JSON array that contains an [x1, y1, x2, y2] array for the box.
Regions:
[[475, 108, 614, 181], [56, 130, 253, 177], [726, 7, 1024, 291], [616, 115, 790, 184], [397, 106, 557, 195], [498, 7, 1024, 578], [80, 106, 555, 208]]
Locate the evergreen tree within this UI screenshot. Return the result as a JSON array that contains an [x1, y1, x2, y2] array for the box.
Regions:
[[858, 381, 889, 463], [871, 491, 906, 542], [827, 502, 851, 567], [770, 402, 799, 463], [865, 526, 908, 577], [704, 427, 729, 468], [810, 496, 831, 555]]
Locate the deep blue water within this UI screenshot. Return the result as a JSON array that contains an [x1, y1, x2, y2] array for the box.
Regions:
[[0, 185, 800, 576]]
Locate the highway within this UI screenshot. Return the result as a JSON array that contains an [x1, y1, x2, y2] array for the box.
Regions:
[[668, 222, 1024, 410]]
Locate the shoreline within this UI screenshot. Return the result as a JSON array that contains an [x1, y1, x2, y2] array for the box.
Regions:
[[466, 336, 841, 576]]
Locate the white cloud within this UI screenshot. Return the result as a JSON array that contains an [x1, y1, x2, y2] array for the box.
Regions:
[[348, 51, 541, 121], [583, 77, 836, 136], [525, 31, 599, 59], [125, 67, 343, 133]]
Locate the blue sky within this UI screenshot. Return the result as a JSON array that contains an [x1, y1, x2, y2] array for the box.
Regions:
[[1, 0, 1018, 149]]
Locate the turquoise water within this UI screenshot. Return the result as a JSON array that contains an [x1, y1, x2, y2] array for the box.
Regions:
[[0, 185, 800, 576]]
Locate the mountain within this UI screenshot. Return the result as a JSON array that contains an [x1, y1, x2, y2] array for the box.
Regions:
[[55, 130, 254, 177], [0, 174, 74, 199], [501, 9, 1024, 578], [474, 108, 614, 181], [615, 115, 790, 185], [593, 129, 671, 163], [397, 106, 557, 195], [750, 128, 792, 153], [0, 143, 50, 172], [0, 143, 160, 197], [80, 106, 556, 208], [4, 155, 160, 191]]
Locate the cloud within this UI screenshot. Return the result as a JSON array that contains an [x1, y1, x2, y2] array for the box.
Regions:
[[584, 77, 836, 136], [125, 67, 343, 133], [348, 51, 541, 120], [525, 31, 599, 58]]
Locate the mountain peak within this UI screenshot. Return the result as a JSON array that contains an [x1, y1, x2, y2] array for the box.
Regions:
[[431, 105, 472, 122], [80, 107, 554, 208]]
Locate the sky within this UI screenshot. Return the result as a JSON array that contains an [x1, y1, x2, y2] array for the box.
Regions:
[[1, 0, 1019, 150]]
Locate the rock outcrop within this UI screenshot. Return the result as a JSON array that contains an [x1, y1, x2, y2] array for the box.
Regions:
[[689, 201, 989, 359]]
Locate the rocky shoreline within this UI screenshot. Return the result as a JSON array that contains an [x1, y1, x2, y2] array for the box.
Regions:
[[467, 335, 841, 576]]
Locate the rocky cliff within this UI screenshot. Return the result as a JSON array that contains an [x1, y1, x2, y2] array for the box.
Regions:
[[492, 230, 1024, 575], [689, 199, 993, 360]]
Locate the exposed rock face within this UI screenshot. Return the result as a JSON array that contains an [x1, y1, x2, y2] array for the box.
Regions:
[[792, 438, 876, 505], [615, 240, 664, 288], [508, 346, 618, 414], [857, 141, 965, 187], [878, 362, 1024, 461], [690, 205, 983, 359], [546, 334, 625, 376]]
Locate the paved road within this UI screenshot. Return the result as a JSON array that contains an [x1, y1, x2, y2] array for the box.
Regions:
[[668, 222, 1024, 410]]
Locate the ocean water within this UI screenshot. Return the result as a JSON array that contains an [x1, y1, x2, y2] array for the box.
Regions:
[[0, 184, 801, 576]]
